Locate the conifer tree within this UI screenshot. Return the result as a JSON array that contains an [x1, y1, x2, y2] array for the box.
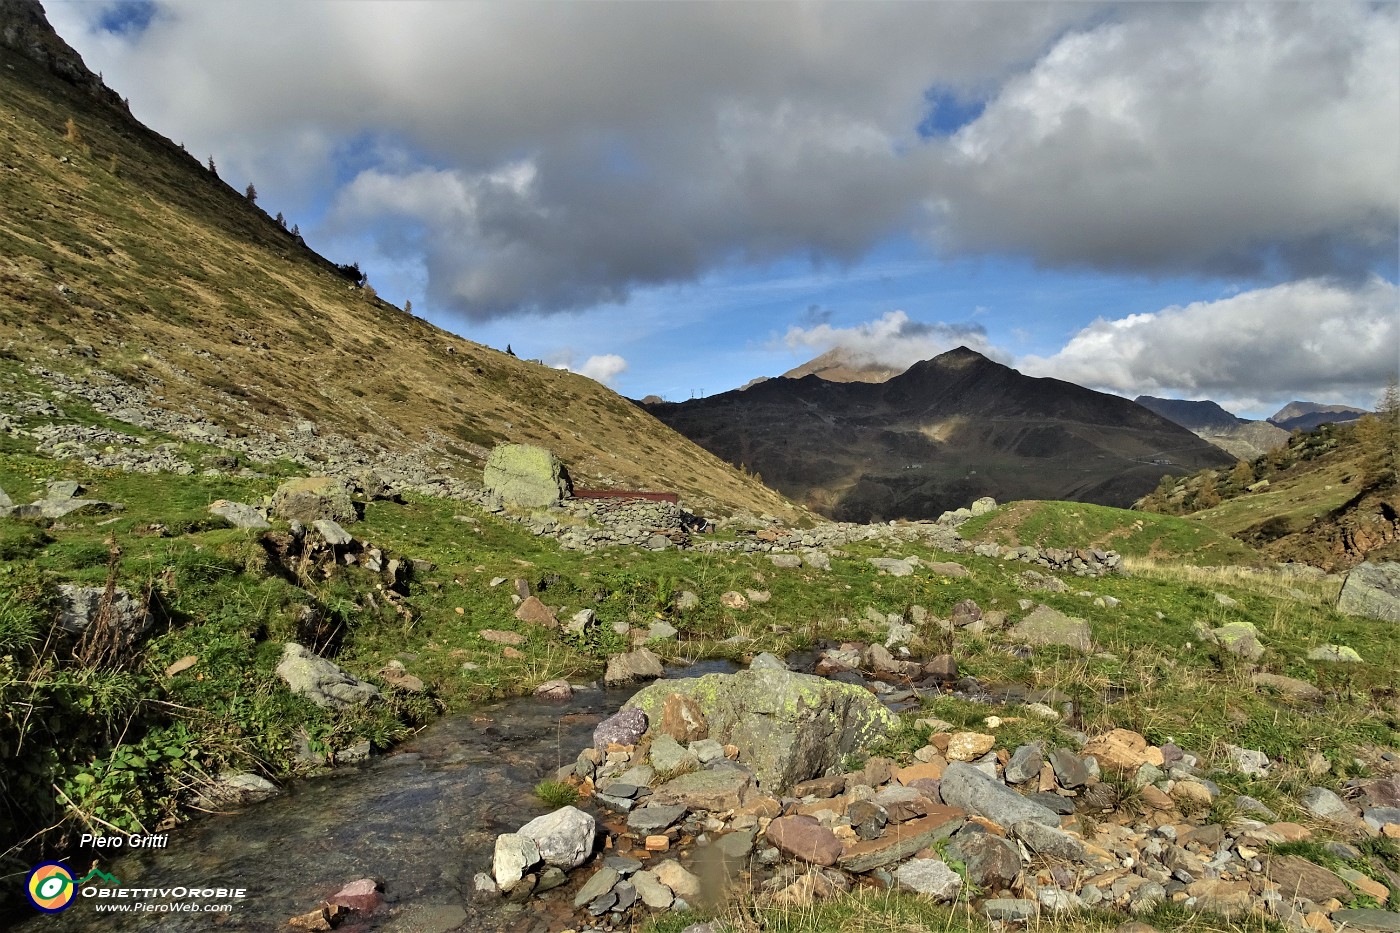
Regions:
[[244, 183, 257, 203], [207, 156, 218, 177]]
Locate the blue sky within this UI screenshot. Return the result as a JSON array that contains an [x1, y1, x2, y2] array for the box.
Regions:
[[48, 1, 1399, 419]]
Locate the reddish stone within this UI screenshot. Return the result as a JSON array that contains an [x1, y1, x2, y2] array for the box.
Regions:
[[328, 878, 381, 913], [765, 815, 843, 866], [659, 693, 708, 743], [514, 596, 558, 627]]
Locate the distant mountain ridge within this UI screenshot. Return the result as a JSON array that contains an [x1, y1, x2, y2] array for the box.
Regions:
[[1135, 396, 1289, 461], [1269, 401, 1369, 433], [647, 347, 1234, 522]]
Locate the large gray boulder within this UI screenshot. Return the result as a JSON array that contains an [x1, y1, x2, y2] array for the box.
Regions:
[[276, 643, 382, 709], [271, 476, 357, 524], [625, 667, 897, 793], [517, 806, 596, 870], [1337, 561, 1400, 623], [483, 444, 572, 508]]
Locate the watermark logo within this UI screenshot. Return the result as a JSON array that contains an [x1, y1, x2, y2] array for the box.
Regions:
[[26, 862, 75, 913], [25, 864, 122, 913]]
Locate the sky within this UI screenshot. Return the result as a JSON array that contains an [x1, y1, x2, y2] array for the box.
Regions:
[[47, 0, 1400, 419]]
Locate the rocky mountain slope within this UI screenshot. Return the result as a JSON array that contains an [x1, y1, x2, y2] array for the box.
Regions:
[[1135, 395, 1289, 461], [647, 347, 1234, 522], [0, 0, 800, 521]]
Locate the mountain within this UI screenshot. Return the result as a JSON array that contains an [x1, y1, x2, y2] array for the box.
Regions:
[[645, 347, 1235, 522], [780, 348, 907, 384], [1134, 396, 1289, 461], [0, 0, 799, 521], [1269, 401, 1369, 433]]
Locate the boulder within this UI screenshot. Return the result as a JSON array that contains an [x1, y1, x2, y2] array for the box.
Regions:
[[193, 771, 280, 810], [208, 499, 270, 529], [493, 833, 541, 893], [276, 643, 382, 709], [1337, 561, 1400, 623], [594, 707, 648, 749], [517, 806, 595, 870], [56, 584, 152, 638], [272, 476, 357, 524], [1009, 605, 1092, 652], [868, 557, 915, 577], [605, 648, 665, 685], [626, 667, 897, 793], [483, 444, 571, 508], [938, 762, 1061, 828], [1212, 620, 1264, 661]]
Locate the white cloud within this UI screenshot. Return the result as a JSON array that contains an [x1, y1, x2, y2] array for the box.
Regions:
[[554, 353, 629, 387], [781, 310, 1006, 370], [47, 2, 1399, 320], [932, 3, 1400, 278], [1019, 277, 1399, 400]]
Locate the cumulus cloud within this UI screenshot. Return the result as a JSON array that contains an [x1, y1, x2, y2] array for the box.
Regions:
[[554, 354, 628, 387], [933, 3, 1400, 278], [1019, 277, 1399, 400], [782, 310, 1006, 370], [49, 2, 1399, 319]]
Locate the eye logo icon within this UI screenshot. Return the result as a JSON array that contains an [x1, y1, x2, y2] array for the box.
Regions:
[[26, 862, 75, 912]]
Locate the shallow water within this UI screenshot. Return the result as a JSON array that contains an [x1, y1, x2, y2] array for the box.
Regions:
[[18, 662, 735, 933]]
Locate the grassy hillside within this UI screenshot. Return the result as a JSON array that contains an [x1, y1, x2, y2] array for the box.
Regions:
[[958, 499, 1261, 566], [0, 46, 800, 521], [1137, 420, 1399, 570]]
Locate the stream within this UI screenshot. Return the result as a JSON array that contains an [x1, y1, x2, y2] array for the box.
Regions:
[[18, 662, 737, 933]]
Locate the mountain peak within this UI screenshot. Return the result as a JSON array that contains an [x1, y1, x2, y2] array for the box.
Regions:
[[781, 347, 907, 384]]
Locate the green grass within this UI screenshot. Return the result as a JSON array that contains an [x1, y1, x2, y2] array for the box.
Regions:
[[959, 500, 1260, 566]]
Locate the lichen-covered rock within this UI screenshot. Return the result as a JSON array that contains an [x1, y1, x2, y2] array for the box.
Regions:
[[276, 643, 382, 709], [483, 444, 571, 508], [626, 667, 896, 793], [272, 476, 357, 524]]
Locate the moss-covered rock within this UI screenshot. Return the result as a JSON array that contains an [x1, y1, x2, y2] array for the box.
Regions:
[[626, 666, 896, 794], [271, 475, 357, 524], [483, 444, 572, 508]]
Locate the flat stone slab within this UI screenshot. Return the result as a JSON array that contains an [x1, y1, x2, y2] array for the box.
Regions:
[[1330, 910, 1400, 932], [838, 807, 966, 872], [650, 767, 753, 811], [626, 804, 687, 834]]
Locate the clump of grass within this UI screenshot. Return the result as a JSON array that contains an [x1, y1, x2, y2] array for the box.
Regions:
[[533, 779, 579, 808]]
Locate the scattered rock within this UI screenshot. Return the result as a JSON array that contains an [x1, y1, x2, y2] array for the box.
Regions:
[[868, 557, 915, 576], [1009, 605, 1092, 652], [208, 499, 269, 529], [765, 815, 843, 866], [939, 762, 1061, 828], [56, 584, 152, 637], [605, 647, 665, 685], [594, 707, 648, 749], [1308, 644, 1363, 663], [514, 596, 559, 627], [275, 643, 382, 709], [519, 806, 596, 870], [893, 858, 962, 901]]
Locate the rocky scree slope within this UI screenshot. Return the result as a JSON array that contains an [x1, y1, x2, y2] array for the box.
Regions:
[[0, 0, 799, 522]]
